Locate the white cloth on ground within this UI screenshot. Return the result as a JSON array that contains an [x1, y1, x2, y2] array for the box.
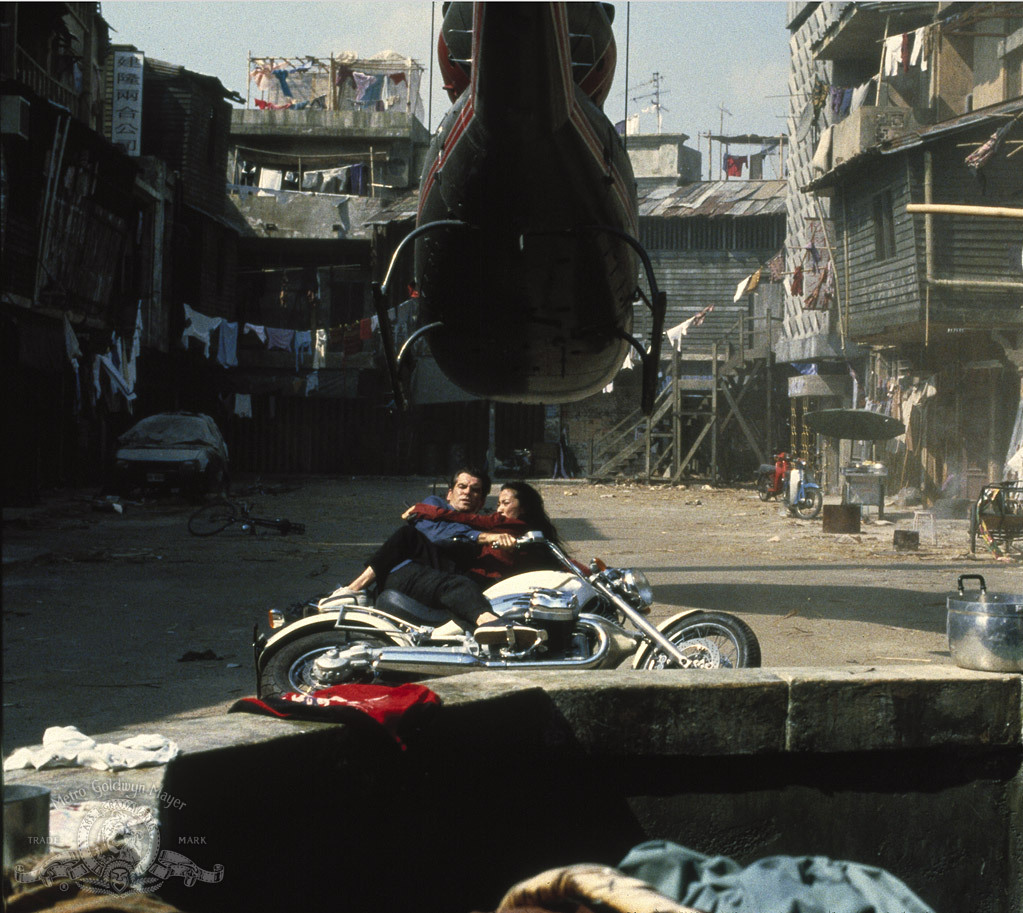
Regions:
[[4, 725, 180, 772]]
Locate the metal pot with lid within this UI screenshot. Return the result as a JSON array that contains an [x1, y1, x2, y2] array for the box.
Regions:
[[947, 574, 1023, 672]]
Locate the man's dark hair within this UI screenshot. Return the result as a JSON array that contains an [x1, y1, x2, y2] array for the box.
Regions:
[[449, 465, 492, 497]]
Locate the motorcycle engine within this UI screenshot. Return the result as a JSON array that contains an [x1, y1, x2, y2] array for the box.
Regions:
[[311, 643, 376, 685]]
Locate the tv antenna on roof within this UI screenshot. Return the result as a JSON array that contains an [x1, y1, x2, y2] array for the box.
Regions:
[[630, 71, 670, 134]]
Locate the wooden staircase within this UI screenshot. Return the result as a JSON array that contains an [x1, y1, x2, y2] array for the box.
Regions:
[[589, 314, 778, 483]]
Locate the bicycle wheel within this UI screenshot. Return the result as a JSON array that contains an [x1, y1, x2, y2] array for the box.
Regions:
[[188, 499, 239, 536]]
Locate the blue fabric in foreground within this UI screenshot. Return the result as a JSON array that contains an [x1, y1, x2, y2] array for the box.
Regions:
[[618, 841, 936, 913]]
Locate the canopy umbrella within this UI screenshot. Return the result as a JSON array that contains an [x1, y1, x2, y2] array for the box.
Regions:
[[803, 409, 905, 441]]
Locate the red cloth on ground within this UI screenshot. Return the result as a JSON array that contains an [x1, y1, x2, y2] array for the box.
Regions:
[[230, 683, 440, 749]]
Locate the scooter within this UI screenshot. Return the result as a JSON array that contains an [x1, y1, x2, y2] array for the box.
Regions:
[[254, 532, 761, 697], [756, 452, 824, 520]]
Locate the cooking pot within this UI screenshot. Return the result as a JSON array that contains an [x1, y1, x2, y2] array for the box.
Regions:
[[947, 575, 1023, 672], [4, 785, 50, 869]]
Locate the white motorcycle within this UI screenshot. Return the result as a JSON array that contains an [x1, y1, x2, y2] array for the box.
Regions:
[[254, 533, 761, 697]]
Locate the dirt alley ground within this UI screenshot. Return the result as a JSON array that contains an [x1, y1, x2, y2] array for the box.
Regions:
[[3, 475, 1021, 755]]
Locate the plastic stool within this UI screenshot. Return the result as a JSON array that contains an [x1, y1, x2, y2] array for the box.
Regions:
[[913, 510, 937, 545]]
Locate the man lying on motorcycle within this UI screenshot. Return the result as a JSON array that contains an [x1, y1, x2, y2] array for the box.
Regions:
[[340, 473, 563, 644]]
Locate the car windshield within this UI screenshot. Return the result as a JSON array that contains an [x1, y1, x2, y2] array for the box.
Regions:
[[118, 414, 223, 450]]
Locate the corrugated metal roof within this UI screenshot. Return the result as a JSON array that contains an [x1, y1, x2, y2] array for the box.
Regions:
[[637, 180, 787, 219]]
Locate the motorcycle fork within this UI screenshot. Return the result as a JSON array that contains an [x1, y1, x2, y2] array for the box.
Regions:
[[591, 580, 694, 668]]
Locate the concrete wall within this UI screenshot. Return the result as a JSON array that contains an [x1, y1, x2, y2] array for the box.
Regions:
[[9, 666, 1020, 912], [151, 666, 1021, 912]]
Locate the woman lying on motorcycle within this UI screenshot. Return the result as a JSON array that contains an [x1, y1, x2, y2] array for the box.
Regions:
[[340, 481, 564, 640]]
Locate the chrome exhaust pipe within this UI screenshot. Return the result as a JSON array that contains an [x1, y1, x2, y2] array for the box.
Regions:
[[370, 619, 614, 677]]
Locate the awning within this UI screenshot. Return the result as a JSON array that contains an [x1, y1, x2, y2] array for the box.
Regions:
[[804, 409, 905, 440]]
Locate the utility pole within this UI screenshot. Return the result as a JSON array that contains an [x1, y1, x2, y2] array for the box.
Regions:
[[718, 104, 732, 179]]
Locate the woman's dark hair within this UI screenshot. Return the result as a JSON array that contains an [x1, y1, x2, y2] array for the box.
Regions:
[[501, 481, 559, 543]]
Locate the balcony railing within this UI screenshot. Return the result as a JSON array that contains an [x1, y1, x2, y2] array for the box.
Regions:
[[15, 46, 87, 121]]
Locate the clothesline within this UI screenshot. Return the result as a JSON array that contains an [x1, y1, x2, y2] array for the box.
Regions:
[[179, 301, 421, 374]]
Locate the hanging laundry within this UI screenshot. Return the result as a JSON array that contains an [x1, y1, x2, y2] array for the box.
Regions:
[[850, 79, 873, 113], [724, 154, 747, 177], [909, 27, 927, 70], [811, 77, 829, 126], [273, 70, 293, 97], [965, 117, 1018, 175], [838, 88, 852, 117], [64, 315, 83, 415], [900, 32, 913, 72], [748, 152, 765, 180], [352, 72, 384, 104], [305, 372, 319, 396], [828, 86, 844, 115], [767, 249, 785, 283], [96, 353, 138, 410], [343, 323, 362, 355], [243, 323, 267, 344], [126, 304, 143, 389], [181, 304, 223, 358], [216, 321, 239, 368], [313, 328, 328, 368], [882, 35, 902, 76], [294, 329, 312, 371], [733, 269, 760, 302], [349, 163, 367, 194], [63, 314, 82, 364], [266, 327, 295, 351], [359, 318, 373, 340], [789, 265, 804, 296], [328, 326, 346, 349], [666, 304, 715, 351], [806, 241, 821, 268], [803, 261, 834, 310], [234, 393, 253, 418]]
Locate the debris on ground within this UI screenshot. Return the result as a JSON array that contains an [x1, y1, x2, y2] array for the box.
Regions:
[[177, 649, 223, 662]]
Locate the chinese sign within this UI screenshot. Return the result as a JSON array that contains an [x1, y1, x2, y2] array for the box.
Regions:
[[111, 51, 144, 156]]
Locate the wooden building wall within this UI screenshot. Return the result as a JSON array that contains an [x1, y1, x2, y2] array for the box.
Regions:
[[912, 129, 1023, 326], [634, 220, 784, 358], [835, 155, 922, 340], [836, 129, 1023, 342], [142, 65, 232, 220]]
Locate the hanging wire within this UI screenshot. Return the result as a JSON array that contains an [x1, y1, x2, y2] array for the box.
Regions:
[[623, 2, 630, 149], [428, 2, 435, 132]]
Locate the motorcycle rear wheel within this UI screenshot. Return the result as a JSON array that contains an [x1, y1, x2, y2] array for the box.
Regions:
[[260, 629, 395, 697], [636, 611, 761, 670], [756, 473, 774, 501], [793, 488, 823, 520]]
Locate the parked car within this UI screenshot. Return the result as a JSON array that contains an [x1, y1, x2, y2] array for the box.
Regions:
[[112, 412, 229, 499]]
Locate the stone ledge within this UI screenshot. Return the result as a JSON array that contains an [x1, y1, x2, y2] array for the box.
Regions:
[[5, 666, 1021, 808]]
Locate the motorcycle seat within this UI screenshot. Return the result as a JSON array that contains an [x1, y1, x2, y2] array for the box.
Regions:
[[376, 589, 454, 626], [758, 464, 775, 474]]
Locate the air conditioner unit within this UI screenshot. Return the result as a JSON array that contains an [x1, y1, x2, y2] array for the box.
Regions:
[[1, 95, 30, 140]]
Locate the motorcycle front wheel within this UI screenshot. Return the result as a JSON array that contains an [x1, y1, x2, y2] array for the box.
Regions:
[[636, 612, 761, 670], [793, 488, 823, 520], [260, 629, 395, 697]]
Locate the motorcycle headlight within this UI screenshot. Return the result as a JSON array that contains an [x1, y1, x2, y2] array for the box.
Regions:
[[622, 569, 654, 607]]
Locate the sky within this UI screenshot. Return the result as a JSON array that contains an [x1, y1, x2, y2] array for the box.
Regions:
[[101, 1, 792, 176]]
